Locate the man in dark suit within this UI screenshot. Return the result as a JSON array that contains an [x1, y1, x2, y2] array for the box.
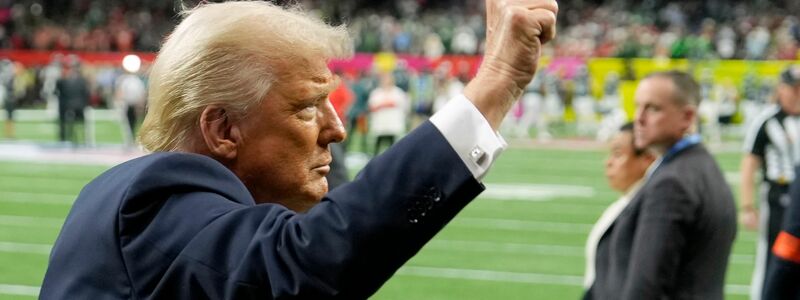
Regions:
[[40, 0, 558, 299], [55, 57, 90, 144], [585, 71, 737, 299]]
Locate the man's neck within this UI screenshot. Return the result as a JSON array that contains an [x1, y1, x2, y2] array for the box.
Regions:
[[653, 133, 702, 157], [649, 141, 675, 157], [650, 134, 690, 156]]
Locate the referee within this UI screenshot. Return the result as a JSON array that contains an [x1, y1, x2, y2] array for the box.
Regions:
[[740, 65, 800, 300]]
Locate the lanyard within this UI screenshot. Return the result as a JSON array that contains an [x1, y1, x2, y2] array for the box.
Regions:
[[646, 134, 702, 179]]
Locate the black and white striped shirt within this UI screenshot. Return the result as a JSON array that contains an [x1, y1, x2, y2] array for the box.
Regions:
[[744, 105, 800, 185]]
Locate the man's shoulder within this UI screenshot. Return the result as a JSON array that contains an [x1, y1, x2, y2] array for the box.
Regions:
[[91, 152, 254, 205], [751, 105, 782, 127], [646, 146, 718, 186], [102, 152, 218, 181]]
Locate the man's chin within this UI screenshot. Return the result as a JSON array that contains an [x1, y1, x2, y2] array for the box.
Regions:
[[308, 178, 329, 201]]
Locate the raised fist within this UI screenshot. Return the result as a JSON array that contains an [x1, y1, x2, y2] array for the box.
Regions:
[[465, 0, 558, 129]]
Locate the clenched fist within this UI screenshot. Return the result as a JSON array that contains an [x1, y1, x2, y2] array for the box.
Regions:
[[464, 0, 558, 130]]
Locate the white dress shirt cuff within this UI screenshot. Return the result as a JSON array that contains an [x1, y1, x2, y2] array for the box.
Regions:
[[429, 94, 507, 181]]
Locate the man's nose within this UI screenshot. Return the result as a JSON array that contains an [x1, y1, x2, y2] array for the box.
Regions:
[[634, 108, 645, 125], [319, 100, 347, 145]]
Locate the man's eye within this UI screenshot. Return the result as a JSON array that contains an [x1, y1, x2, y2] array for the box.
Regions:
[[298, 105, 317, 119]]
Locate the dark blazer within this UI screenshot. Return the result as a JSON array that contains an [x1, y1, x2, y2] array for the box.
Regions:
[[40, 122, 483, 299], [55, 75, 90, 112], [586, 144, 737, 300]]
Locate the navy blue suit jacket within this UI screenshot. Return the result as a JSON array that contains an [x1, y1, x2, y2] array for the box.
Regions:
[[41, 122, 483, 299]]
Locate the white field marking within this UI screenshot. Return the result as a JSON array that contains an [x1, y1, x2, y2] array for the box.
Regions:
[[730, 254, 756, 265], [2, 108, 120, 122], [502, 203, 614, 216], [0, 284, 39, 297], [425, 239, 755, 265], [725, 284, 751, 295], [736, 234, 757, 243], [0, 215, 64, 228], [481, 183, 595, 201], [397, 266, 584, 286], [425, 239, 584, 257], [0, 238, 757, 268], [396, 266, 750, 295], [0, 142, 143, 166], [0, 242, 52, 255], [0, 191, 75, 205], [451, 217, 593, 234], [724, 172, 741, 185], [0, 144, 41, 160]]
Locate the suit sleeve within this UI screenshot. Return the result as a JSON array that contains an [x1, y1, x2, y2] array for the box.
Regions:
[[622, 176, 697, 299], [763, 167, 800, 299], [151, 122, 484, 299]]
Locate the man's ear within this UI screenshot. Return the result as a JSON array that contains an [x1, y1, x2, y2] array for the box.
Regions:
[[683, 105, 697, 133], [199, 106, 242, 160]]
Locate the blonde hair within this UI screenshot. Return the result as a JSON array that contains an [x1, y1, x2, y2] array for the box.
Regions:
[[139, 1, 352, 151]]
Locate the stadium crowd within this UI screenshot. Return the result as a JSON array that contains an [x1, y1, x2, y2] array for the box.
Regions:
[[0, 0, 798, 59]]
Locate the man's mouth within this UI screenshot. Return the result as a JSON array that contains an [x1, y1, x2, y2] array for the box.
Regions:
[[313, 162, 331, 174]]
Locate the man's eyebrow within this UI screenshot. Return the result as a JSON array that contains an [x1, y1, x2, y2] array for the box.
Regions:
[[307, 75, 340, 99]]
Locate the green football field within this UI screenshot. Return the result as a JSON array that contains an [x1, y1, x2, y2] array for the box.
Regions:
[[0, 138, 757, 299]]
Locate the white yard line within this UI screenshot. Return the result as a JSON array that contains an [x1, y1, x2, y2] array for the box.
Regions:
[[0, 215, 64, 228], [450, 216, 756, 243], [481, 183, 595, 201], [0, 242, 52, 255], [0, 284, 39, 297], [397, 266, 584, 286], [0, 142, 142, 166], [397, 266, 750, 295], [0, 191, 75, 205], [426, 239, 754, 265], [426, 239, 585, 256], [0, 237, 757, 267], [452, 217, 593, 234]]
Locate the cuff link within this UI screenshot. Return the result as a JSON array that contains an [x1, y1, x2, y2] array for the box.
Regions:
[[470, 146, 486, 165]]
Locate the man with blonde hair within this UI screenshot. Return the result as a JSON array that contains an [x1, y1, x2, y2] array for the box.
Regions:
[[41, 0, 558, 298]]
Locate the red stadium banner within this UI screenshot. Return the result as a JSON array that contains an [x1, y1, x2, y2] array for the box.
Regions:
[[0, 50, 157, 66]]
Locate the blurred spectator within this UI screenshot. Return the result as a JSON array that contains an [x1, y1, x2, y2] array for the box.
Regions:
[[368, 72, 407, 156], [55, 56, 89, 144], [329, 71, 355, 124], [39, 54, 62, 117], [432, 62, 464, 114], [408, 67, 435, 128], [0, 58, 14, 138], [114, 60, 146, 146], [344, 70, 374, 153]]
